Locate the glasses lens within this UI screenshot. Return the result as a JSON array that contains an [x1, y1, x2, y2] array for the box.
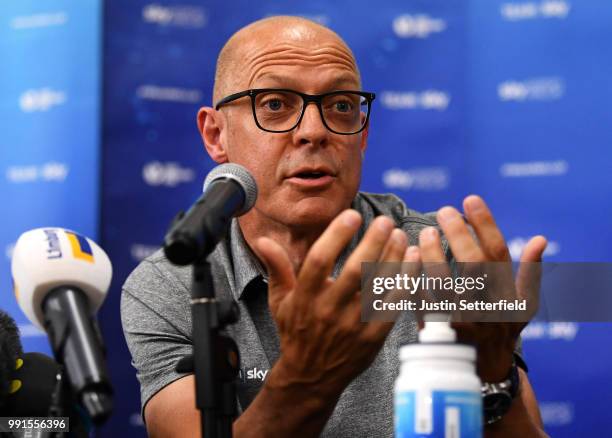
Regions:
[[321, 92, 368, 134], [254, 91, 303, 132]]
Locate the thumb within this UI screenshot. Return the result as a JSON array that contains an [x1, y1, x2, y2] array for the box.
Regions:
[[253, 237, 296, 312]]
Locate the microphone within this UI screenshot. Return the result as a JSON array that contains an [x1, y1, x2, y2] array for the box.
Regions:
[[11, 228, 113, 424], [0, 310, 90, 437], [3, 351, 62, 416], [164, 163, 258, 265], [0, 309, 23, 411], [3, 352, 66, 438]]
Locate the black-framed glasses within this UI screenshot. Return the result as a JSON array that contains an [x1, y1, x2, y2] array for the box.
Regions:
[[214, 88, 375, 135]]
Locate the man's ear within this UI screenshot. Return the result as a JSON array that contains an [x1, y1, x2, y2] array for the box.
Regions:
[[197, 107, 228, 163], [360, 120, 369, 157]]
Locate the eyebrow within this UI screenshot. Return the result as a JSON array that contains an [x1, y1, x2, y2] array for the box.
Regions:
[[254, 73, 360, 90]]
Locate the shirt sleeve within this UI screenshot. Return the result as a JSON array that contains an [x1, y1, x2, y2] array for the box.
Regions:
[[120, 257, 193, 415]]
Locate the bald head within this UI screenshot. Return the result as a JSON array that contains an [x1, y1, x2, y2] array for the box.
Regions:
[[212, 16, 360, 104]]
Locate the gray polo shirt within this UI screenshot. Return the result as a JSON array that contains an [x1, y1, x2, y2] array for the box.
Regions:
[[121, 192, 521, 436]]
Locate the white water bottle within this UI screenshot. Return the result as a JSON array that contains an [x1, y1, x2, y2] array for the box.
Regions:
[[395, 314, 482, 437]]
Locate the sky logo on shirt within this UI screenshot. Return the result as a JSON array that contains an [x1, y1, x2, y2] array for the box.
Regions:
[[239, 367, 269, 382]]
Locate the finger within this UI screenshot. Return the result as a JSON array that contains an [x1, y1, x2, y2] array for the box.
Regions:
[[253, 237, 296, 313], [359, 228, 407, 308], [399, 245, 433, 323], [363, 247, 406, 339], [419, 227, 447, 263], [381, 246, 422, 315], [298, 209, 363, 293], [404, 245, 422, 267], [419, 227, 451, 285], [332, 215, 395, 302], [379, 228, 408, 262], [384, 228, 409, 263], [399, 245, 423, 292], [418, 226, 452, 301], [463, 195, 511, 262], [516, 236, 547, 307], [360, 241, 420, 322], [520, 235, 547, 263], [437, 206, 483, 262], [368, 229, 403, 291]]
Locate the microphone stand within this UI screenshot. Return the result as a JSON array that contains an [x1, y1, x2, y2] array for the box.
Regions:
[[167, 213, 241, 438]]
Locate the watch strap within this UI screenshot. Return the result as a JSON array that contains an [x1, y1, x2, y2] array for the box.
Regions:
[[481, 359, 520, 425]]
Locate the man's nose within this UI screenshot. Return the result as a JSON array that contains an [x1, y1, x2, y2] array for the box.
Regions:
[[293, 102, 328, 146]]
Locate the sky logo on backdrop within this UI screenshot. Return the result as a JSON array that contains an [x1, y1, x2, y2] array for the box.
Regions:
[[498, 77, 565, 102], [382, 167, 450, 191], [142, 161, 195, 187], [393, 14, 447, 38], [10, 12, 68, 30], [142, 4, 207, 28], [5, 162, 69, 184], [136, 85, 202, 104], [19, 88, 66, 112], [522, 322, 578, 341], [380, 90, 450, 111], [500, 160, 568, 178], [501, 1, 570, 21]]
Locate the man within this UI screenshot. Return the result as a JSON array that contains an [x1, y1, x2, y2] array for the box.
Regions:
[[122, 16, 548, 437]]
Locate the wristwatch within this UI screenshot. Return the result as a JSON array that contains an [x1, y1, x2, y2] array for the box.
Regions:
[[481, 359, 520, 425]]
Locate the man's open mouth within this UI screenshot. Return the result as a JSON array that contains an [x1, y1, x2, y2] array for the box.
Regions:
[[287, 168, 336, 188], [294, 171, 329, 179]]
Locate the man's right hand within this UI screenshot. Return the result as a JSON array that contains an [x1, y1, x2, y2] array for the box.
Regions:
[[253, 209, 412, 403], [145, 210, 415, 438]]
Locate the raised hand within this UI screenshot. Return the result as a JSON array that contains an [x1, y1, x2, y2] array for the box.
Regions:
[[254, 209, 412, 397], [417, 195, 547, 381]]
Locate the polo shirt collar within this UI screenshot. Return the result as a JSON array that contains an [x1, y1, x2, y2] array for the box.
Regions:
[[228, 219, 266, 301]]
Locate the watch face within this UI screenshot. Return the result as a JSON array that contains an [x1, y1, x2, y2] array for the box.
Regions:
[[483, 392, 512, 414]]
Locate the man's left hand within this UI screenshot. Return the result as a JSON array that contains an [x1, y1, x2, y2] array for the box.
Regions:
[[415, 195, 547, 382]]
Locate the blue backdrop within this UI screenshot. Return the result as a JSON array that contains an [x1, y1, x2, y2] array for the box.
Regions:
[[2, 1, 611, 436], [0, 1, 101, 356]]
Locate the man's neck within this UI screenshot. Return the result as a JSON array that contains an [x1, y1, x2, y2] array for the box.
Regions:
[[238, 213, 330, 273]]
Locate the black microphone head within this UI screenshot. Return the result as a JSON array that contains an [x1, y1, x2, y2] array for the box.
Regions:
[[0, 309, 23, 408], [2, 352, 61, 416], [203, 163, 258, 215]]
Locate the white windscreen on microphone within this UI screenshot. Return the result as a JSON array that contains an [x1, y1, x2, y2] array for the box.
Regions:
[[203, 163, 258, 215], [11, 228, 112, 330]]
